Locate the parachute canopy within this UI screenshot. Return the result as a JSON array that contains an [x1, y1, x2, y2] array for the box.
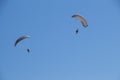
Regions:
[[14, 35, 30, 47], [72, 14, 88, 27]]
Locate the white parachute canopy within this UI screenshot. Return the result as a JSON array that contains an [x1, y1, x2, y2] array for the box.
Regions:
[[14, 35, 30, 47], [72, 14, 88, 27]]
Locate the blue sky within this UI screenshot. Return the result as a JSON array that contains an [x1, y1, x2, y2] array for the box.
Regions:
[[0, 0, 120, 80]]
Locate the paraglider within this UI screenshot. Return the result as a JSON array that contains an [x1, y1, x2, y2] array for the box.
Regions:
[[72, 14, 88, 27], [27, 48, 30, 53], [75, 28, 79, 34], [14, 35, 31, 55], [14, 35, 30, 47]]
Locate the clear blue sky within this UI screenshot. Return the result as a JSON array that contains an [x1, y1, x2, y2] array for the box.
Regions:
[[0, 0, 120, 80]]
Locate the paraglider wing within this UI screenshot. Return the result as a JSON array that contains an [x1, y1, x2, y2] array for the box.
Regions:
[[72, 14, 88, 27], [14, 35, 30, 47]]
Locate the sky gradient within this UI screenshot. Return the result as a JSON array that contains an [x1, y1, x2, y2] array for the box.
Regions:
[[0, 0, 120, 80]]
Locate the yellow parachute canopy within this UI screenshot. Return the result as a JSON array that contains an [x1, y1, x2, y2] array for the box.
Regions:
[[72, 14, 88, 27]]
